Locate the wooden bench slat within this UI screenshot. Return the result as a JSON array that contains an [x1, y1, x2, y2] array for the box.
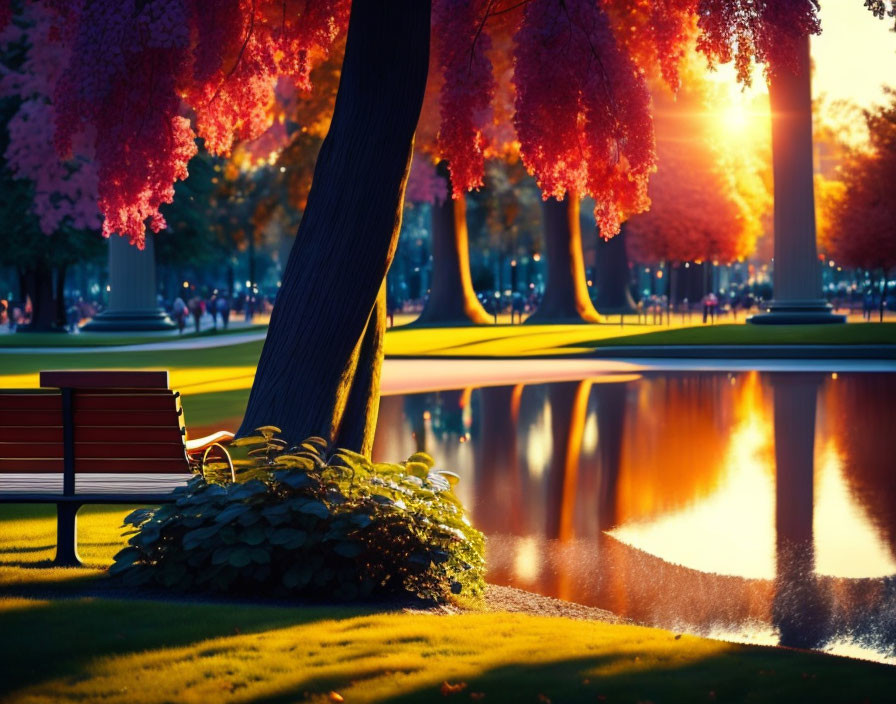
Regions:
[[0, 458, 190, 473], [0, 427, 63, 443], [75, 443, 188, 459], [72, 410, 182, 427], [0, 410, 62, 426], [75, 458, 191, 473], [0, 442, 188, 460], [40, 370, 169, 389], [0, 458, 64, 472], [0, 443, 63, 459], [0, 394, 62, 411], [74, 394, 178, 411], [74, 426, 186, 443]]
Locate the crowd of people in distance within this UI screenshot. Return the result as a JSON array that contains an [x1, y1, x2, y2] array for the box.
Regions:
[[169, 291, 233, 334]]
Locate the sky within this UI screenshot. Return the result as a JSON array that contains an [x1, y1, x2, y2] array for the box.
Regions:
[[812, 1, 896, 111]]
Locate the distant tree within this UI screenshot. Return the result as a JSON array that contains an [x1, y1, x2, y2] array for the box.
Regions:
[[3, 0, 882, 447], [627, 90, 767, 275], [826, 89, 896, 320], [0, 5, 104, 331]]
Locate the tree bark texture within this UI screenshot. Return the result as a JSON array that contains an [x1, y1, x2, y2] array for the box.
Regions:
[[238, 0, 431, 452], [593, 223, 636, 314], [415, 161, 490, 325], [526, 196, 601, 324]]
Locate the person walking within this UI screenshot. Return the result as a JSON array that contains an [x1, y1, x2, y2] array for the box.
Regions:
[[171, 296, 188, 335], [216, 293, 231, 330], [188, 296, 203, 333], [707, 292, 719, 324]]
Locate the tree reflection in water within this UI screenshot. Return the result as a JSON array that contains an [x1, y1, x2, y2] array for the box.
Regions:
[[371, 371, 896, 663]]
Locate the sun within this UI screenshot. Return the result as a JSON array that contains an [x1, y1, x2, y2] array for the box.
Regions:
[[722, 103, 749, 132]]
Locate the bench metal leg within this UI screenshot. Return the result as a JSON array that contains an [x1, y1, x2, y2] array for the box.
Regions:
[[54, 503, 82, 567]]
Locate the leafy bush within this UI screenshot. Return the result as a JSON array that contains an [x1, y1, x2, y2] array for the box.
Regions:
[[111, 429, 485, 603]]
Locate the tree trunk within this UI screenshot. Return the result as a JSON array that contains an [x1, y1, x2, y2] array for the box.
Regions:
[[415, 161, 490, 326], [526, 195, 601, 324], [593, 223, 637, 315], [54, 264, 67, 329], [749, 33, 843, 324], [18, 264, 57, 332], [237, 0, 430, 452], [17, 268, 27, 306]]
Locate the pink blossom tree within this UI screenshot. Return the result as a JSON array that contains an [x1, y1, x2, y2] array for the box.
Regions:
[[1, 4, 103, 331], [2, 0, 888, 447]]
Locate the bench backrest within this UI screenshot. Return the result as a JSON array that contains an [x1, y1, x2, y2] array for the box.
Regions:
[[0, 370, 190, 477]]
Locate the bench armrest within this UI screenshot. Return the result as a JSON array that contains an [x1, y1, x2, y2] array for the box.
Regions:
[[185, 430, 235, 454]]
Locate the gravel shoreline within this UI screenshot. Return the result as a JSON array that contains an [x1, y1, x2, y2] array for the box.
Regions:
[[483, 584, 626, 623], [405, 584, 627, 624]]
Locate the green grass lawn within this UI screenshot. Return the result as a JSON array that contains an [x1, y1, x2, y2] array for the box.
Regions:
[[2, 504, 894, 703], [2, 323, 893, 432], [384, 321, 896, 357], [0, 324, 268, 348]]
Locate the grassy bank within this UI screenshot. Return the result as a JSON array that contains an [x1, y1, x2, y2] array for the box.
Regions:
[[2, 323, 892, 430], [1, 504, 894, 703], [384, 322, 896, 357]]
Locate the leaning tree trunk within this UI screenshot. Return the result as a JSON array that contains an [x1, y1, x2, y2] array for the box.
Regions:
[[593, 223, 637, 315], [526, 195, 601, 324], [237, 0, 430, 454], [415, 161, 490, 325]]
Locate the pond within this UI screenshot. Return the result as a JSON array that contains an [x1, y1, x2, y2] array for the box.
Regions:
[[372, 370, 896, 664]]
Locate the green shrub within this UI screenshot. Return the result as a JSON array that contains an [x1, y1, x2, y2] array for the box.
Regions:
[[110, 429, 485, 603]]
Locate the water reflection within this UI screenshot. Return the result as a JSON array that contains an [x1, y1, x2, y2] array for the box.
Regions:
[[372, 371, 896, 664]]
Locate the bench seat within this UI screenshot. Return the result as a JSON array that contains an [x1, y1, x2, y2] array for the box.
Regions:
[[0, 473, 191, 498], [0, 370, 233, 566]]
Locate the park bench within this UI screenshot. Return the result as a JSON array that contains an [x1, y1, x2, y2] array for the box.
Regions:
[[0, 370, 233, 566]]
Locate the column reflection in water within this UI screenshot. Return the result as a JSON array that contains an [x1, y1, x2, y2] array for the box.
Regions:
[[771, 374, 828, 650], [370, 372, 896, 662]]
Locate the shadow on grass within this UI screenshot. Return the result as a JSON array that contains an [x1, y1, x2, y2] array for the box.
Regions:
[[0, 597, 365, 696], [255, 648, 896, 704]]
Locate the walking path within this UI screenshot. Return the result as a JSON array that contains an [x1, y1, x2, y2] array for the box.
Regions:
[[0, 330, 269, 354]]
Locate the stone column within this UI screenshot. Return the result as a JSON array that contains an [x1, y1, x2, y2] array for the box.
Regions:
[[749, 34, 844, 325], [82, 235, 175, 331]]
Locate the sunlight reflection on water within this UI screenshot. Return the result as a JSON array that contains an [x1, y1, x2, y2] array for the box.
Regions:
[[373, 370, 896, 664]]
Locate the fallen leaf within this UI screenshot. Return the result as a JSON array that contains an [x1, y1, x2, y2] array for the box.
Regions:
[[441, 681, 468, 696]]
